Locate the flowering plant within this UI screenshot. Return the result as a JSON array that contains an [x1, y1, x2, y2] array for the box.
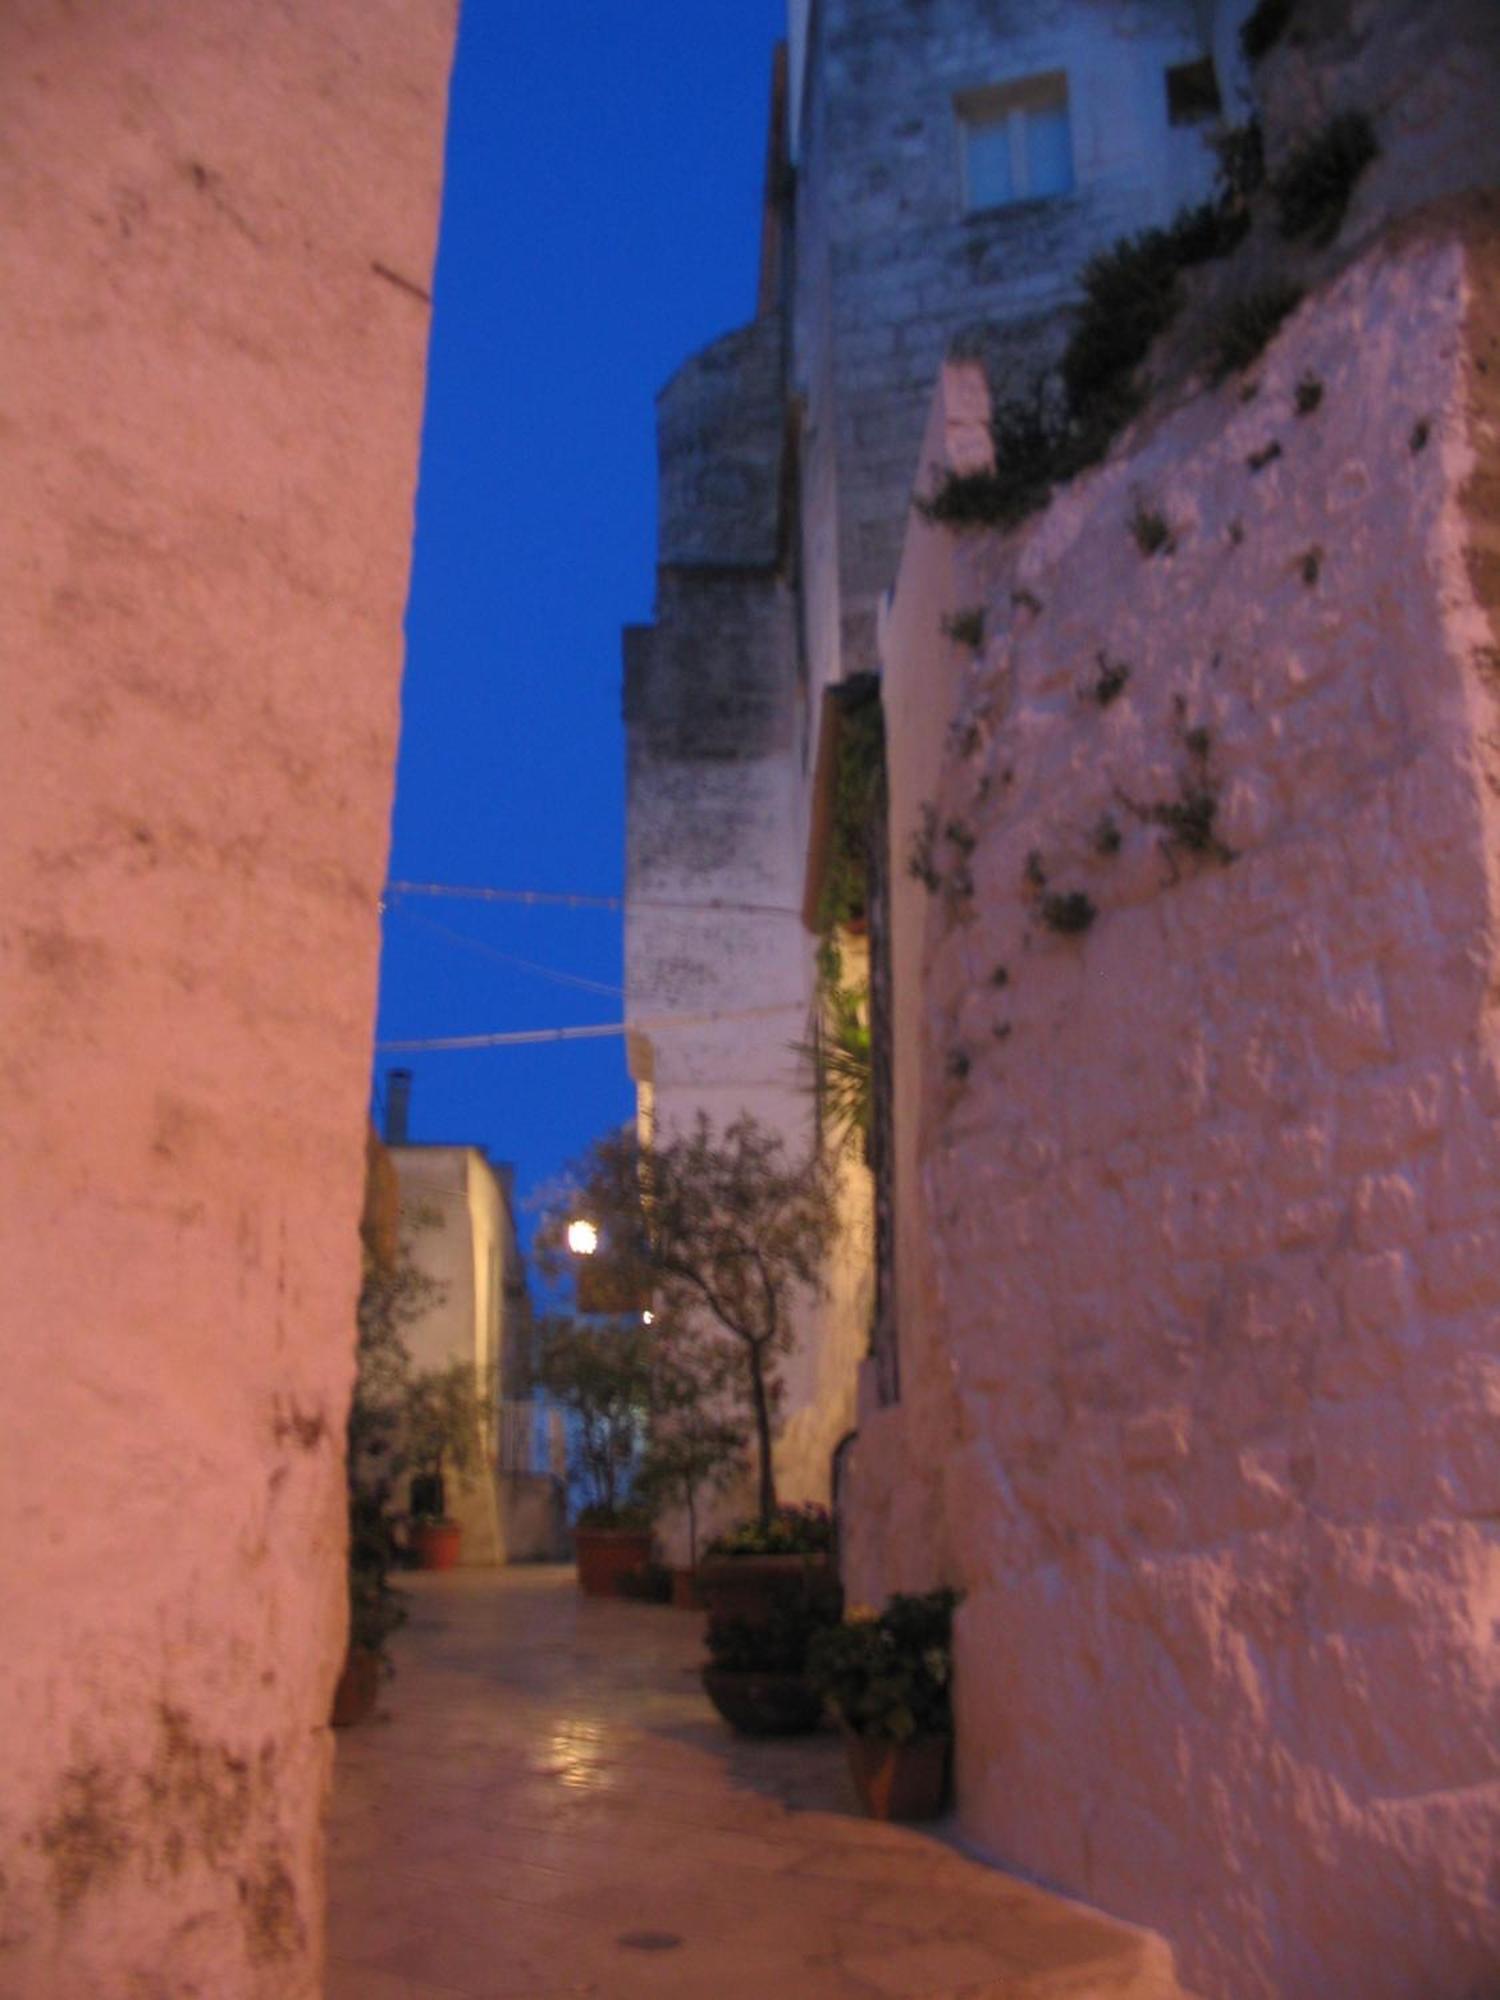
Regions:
[[705, 1502, 833, 1558], [807, 1587, 961, 1742]]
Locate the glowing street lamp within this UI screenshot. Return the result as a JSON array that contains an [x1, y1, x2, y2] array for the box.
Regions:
[[566, 1218, 599, 1257]]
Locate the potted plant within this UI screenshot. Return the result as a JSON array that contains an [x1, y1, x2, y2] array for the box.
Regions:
[[537, 1116, 835, 1541], [336, 1167, 438, 1721], [701, 1591, 840, 1737], [333, 1487, 407, 1727], [403, 1359, 483, 1571], [808, 1588, 962, 1821], [696, 1502, 836, 1627], [535, 1314, 657, 1595]]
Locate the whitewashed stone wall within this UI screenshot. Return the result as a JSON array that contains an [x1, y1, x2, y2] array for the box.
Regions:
[[847, 208, 1500, 2000], [0, 5, 453, 1993]]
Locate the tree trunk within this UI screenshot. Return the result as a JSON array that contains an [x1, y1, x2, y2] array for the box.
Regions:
[[747, 1346, 776, 1526]]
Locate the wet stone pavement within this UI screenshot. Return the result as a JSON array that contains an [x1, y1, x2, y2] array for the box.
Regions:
[[326, 1569, 1181, 2000]]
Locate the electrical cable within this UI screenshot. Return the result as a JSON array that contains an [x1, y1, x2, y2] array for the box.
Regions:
[[385, 880, 801, 920], [387, 903, 624, 999], [376, 1000, 805, 1055]]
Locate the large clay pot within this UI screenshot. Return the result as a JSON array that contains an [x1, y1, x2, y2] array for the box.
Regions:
[[841, 1730, 951, 1821], [575, 1525, 654, 1597], [701, 1666, 825, 1737], [696, 1552, 836, 1627], [410, 1519, 462, 1571], [330, 1647, 382, 1728]]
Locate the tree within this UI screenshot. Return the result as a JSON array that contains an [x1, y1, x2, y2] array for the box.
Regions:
[[534, 1314, 654, 1522], [346, 1226, 439, 1662], [403, 1360, 484, 1521], [639, 1322, 747, 1566], [540, 1115, 835, 1529]]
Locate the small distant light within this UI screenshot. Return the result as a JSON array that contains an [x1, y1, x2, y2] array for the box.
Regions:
[[642, 1310, 654, 1325], [567, 1219, 599, 1257]]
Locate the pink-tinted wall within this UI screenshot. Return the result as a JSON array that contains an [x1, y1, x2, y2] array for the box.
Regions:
[[0, 4, 454, 1991], [849, 210, 1500, 2000]]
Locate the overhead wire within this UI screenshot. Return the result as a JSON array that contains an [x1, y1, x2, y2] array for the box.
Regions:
[[386, 902, 624, 999], [384, 879, 801, 920], [376, 1000, 805, 1055]]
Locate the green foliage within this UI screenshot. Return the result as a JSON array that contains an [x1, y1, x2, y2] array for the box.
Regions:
[[347, 1488, 407, 1659], [942, 607, 986, 650], [1240, 0, 1294, 62], [1209, 120, 1266, 204], [808, 1589, 962, 1743], [916, 382, 1072, 532], [535, 1313, 654, 1522], [1041, 890, 1097, 936], [907, 802, 941, 892], [802, 700, 881, 1159], [1129, 498, 1173, 557], [403, 1360, 483, 1514], [541, 1117, 835, 1528], [797, 943, 873, 1156], [1090, 653, 1131, 708], [1120, 719, 1236, 871], [347, 1220, 449, 1670], [706, 1585, 842, 1673], [1210, 284, 1305, 382], [638, 1322, 746, 1565], [921, 174, 1254, 537], [706, 1502, 833, 1558], [819, 699, 884, 935], [1274, 112, 1378, 246], [1063, 231, 1183, 414]]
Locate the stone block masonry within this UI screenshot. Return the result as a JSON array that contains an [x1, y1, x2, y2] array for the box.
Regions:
[[793, 0, 1221, 697], [849, 203, 1500, 2000], [0, 4, 454, 1993]]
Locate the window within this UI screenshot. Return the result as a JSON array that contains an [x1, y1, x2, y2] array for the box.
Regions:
[[958, 72, 1074, 213], [1166, 57, 1222, 126]]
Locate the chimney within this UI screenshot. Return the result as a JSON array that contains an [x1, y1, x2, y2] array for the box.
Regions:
[[385, 1068, 413, 1146]]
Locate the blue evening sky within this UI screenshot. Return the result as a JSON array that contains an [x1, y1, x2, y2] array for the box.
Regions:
[[376, 4, 786, 1223]]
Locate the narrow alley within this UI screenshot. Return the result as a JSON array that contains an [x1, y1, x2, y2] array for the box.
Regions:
[[326, 1573, 1182, 2000]]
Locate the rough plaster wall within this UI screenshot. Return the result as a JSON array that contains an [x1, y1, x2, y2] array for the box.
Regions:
[[843, 365, 994, 1604], [854, 219, 1500, 2000], [0, 4, 453, 1992]]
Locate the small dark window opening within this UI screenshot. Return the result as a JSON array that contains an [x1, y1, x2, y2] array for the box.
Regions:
[[1166, 58, 1222, 126]]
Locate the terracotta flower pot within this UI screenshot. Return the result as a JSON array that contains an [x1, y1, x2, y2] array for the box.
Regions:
[[410, 1519, 462, 1571], [696, 1552, 835, 1626], [701, 1666, 825, 1736], [841, 1729, 951, 1821], [574, 1525, 654, 1597], [330, 1646, 382, 1728]]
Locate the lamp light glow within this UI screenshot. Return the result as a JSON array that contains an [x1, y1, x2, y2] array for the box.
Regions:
[[566, 1219, 599, 1257]]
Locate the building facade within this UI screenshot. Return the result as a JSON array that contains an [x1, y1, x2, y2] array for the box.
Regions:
[[387, 1139, 562, 1563], [626, 0, 1228, 1530], [0, 4, 455, 1991], [627, 1, 1500, 1995]]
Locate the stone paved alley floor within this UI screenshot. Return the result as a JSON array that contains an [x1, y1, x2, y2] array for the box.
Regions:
[[326, 1570, 1185, 2000]]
